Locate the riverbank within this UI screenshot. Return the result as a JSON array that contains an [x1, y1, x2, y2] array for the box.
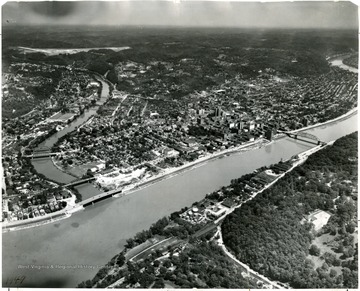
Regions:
[[2, 212, 72, 233], [14, 52, 357, 233], [3, 112, 357, 288], [53, 100, 357, 195], [212, 143, 326, 289], [84, 135, 327, 289], [57, 103, 356, 197], [110, 138, 270, 196], [6, 103, 356, 232], [2, 194, 79, 233], [290, 106, 357, 134], [1, 136, 270, 233], [214, 143, 324, 225], [329, 53, 358, 74], [51, 156, 80, 179]]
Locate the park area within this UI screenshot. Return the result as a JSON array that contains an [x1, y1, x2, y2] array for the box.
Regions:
[[306, 226, 358, 278]]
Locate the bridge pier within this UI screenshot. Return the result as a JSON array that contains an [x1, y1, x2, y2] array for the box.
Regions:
[[294, 135, 298, 140]]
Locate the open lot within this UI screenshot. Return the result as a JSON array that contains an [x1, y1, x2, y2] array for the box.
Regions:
[[49, 112, 75, 122]]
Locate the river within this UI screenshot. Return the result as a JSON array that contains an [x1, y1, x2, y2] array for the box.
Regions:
[[329, 54, 358, 73], [32, 77, 110, 184], [2, 60, 358, 288]]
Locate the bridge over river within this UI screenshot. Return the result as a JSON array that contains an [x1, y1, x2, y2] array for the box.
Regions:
[[279, 131, 326, 146], [78, 188, 123, 207], [23, 149, 80, 159], [64, 177, 96, 187], [23, 152, 59, 159]]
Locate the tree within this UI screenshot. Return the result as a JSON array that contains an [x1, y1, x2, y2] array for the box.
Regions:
[[150, 217, 169, 235], [116, 253, 125, 266], [207, 273, 220, 288], [163, 260, 171, 268], [329, 269, 337, 278], [346, 222, 356, 234], [139, 271, 154, 288], [309, 244, 321, 256], [153, 278, 165, 288], [125, 238, 135, 248], [321, 262, 329, 271], [78, 280, 93, 288], [7, 127, 15, 134]]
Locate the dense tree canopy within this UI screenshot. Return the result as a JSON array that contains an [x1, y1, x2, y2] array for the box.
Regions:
[[222, 132, 358, 288]]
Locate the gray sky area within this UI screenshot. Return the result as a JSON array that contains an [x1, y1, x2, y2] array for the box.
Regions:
[[2, 1, 358, 29]]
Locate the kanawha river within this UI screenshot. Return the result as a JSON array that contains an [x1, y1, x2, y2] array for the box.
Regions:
[[3, 113, 357, 287], [2, 59, 358, 288]]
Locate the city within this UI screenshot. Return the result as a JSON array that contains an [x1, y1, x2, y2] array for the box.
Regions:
[[1, 1, 358, 289], [2, 49, 357, 222]]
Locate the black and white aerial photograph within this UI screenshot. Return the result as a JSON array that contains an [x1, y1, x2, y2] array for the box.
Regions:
[[1, 0, 358, 289]]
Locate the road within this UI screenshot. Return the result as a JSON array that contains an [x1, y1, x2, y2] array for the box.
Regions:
[[192, 222, 218, 238], [216, 226, 284, 289], [129, 237, 182, 263], [211, 146, 326, 289], [140, 101, 148, 116]]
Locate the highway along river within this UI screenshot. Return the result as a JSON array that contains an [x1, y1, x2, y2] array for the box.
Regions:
[[3, 61, 358, 287]]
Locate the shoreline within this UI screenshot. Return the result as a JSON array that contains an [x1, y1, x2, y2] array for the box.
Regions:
[[64, 103, 358, 196], [51, 157, 80, 180], [5, 52, 358, 233], [2, 138, 268, 233], [2, 204, 83, 233], [290, 106, 357, 134], [118, 104, 357, 197], [116, 138, 270, 197], [214, 143, 326, 289], [3, 106, 357, 233], [2, 212, 72, 233]]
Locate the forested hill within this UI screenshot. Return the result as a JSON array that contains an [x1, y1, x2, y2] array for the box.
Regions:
[[222, 132, 358, 288]]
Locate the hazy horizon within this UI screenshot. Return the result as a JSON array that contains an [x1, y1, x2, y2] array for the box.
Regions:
[[2, 1, 358, 29]]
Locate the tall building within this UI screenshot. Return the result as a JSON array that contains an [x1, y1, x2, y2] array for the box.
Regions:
[[265, 128, 275, 141], [302, 117, 309, 127]]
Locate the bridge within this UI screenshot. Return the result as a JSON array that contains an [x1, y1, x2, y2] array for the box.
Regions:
[[64, 177, 96, 188], [23, 149, 80, 159], [284, 131, 326, 145], [79, 188, 123, 207], [23, 152, 60, 159]]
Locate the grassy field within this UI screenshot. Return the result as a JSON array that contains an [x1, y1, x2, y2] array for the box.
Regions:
[[307, 228, 358, 276]]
